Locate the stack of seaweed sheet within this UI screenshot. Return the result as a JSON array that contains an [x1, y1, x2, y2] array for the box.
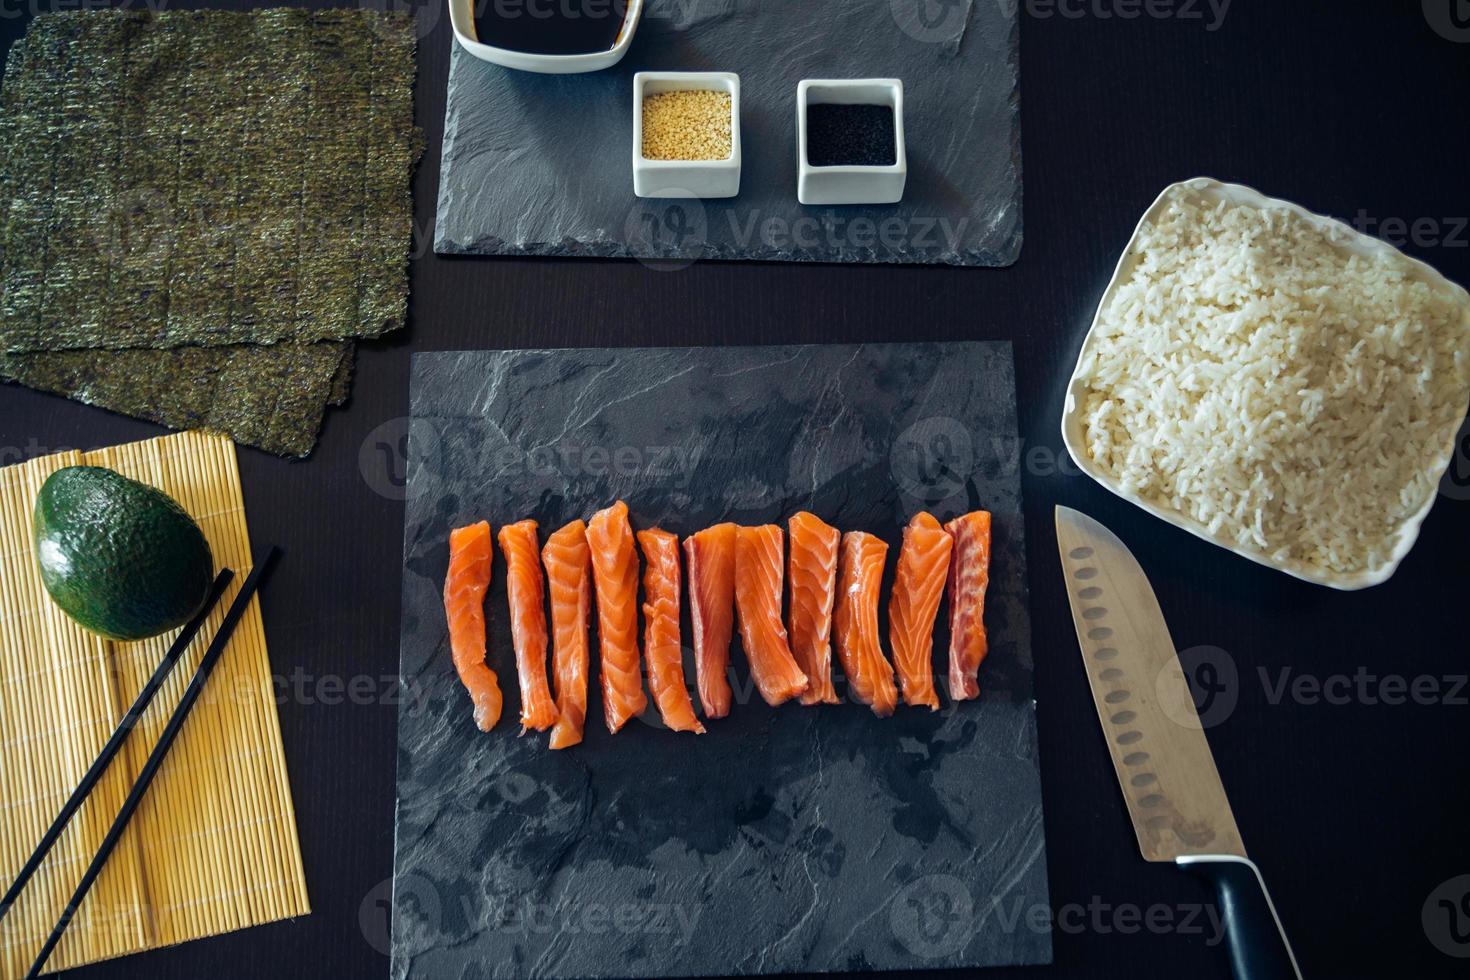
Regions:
[[0, 9, 418, 456]]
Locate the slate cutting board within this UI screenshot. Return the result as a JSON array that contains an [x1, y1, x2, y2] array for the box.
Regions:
[[391, 343, 1050, 978], [435, 0, 1021, 265]]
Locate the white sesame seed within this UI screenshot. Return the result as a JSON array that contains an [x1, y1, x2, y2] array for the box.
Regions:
[[641, 90, 733, 161]]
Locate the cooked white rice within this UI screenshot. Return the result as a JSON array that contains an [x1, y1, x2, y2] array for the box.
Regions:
[[1078, 192, 1470, 577]]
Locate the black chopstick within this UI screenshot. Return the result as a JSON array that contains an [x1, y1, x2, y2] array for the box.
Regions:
[[23, 546, 279, 980], [0, 568, 234, 926]]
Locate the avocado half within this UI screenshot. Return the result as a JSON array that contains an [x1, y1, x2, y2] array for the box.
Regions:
[[32, 466, 215, 642]]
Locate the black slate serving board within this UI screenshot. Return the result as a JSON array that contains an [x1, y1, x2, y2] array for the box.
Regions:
[[435, 0, 1021, 265], [391, 343, 1050, 978]]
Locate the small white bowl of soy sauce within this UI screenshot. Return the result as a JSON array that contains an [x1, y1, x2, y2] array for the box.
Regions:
[[448, 0, 643, 74]]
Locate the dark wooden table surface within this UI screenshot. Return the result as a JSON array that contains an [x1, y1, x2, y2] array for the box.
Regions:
[[2, 3, 1467, 978]]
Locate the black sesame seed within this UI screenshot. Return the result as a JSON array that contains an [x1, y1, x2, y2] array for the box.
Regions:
[[805, 104, 897, 168]]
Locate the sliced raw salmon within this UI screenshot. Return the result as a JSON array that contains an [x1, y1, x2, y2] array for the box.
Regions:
[[786, 511, 840, 706], [945, 511, 992, 701], [499, 521, 559, 733], [637, 528, 705, 734], [543, 520, 592, 750], [444, 521, 503, 731], [888, 512, 953, 710], [834, 531, 898, 717], [733, 525, 809, 706], [587, 501, 647, 733], [684, 523, 736, 719]]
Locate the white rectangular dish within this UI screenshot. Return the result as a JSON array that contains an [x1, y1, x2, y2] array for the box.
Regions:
[[797, 78, 907, 206], [1061, 177, 1470, 590], [632, 71, 742, 199], [448, 0, 643, 74]]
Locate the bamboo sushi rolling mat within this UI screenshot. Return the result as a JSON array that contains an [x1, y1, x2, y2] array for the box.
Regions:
[[0, 430, 308, 977]]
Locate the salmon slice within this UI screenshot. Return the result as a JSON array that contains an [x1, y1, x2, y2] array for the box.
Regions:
[[889, 513, 953, 710], [499, 521, 559, 733], [684, 524, 736, 718], [945, 511, 992, 701], [587, 501, 647, 733], [444, 522, 503, 731], [543, 520, 592, 750], [786, 512, 840, 706], [637, 529, 705, 734], [733, 525, 809, 706], [834, 531, 898, 717]]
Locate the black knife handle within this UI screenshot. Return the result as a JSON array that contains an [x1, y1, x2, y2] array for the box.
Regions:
[[1178, 855, 1301, 980]]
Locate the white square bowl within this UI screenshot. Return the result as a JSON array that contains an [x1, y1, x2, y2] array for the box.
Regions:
[[448, 0, 643, 75], [1061, 177, 1470, 590], [633, 72, 741, 199], [797, 79, 907, 206]]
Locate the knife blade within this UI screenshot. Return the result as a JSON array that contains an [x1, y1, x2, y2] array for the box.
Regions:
[[1055, 506, 1302, 980]]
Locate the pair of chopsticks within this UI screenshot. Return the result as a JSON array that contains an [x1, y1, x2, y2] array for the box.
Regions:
[[0, 546, 279, 979]]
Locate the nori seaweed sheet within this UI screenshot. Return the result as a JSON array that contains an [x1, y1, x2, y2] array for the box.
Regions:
[[0, 9, 417, 354], [328, 344, 355, 407], [0, 342, 347, 458], [0, 9, 415, 456]]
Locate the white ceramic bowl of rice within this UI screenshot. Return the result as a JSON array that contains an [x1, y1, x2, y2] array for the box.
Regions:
[[1062, 177, 1470, 590]]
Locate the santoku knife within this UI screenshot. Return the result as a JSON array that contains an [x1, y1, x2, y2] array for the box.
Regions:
[[1055, 506, 1302, 980]]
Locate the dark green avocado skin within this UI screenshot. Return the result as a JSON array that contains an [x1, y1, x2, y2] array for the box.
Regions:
[[32, 466, 214, 642]]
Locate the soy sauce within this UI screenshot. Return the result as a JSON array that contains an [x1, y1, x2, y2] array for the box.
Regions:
[[472, 0, 629, 55]]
